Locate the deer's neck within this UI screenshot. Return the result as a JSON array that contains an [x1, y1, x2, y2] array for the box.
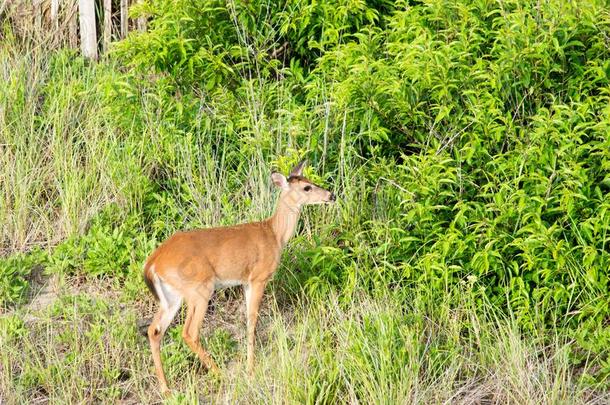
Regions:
[[269, 193, 302, 247]]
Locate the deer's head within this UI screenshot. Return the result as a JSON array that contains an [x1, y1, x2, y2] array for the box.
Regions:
[[271, 159, 335, 207]]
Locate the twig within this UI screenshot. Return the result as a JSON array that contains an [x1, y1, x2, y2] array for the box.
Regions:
[[435, 121, 474, 155]]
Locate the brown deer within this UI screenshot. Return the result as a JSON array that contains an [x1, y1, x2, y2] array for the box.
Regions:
[[143, 159, 335, 394]]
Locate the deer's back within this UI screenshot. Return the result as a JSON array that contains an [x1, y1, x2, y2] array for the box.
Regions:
[[145, 221, 280, 290]]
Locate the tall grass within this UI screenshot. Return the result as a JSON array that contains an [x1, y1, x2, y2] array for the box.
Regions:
[[0, 36, 312, 254], [2, 287, 605, 404], [0, 38, 121, 253], [1, 0, 610, 402]]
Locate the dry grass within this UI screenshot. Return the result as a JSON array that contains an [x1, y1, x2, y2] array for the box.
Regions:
[[1, 6, 609, 404], [1, 277, 607, 404]]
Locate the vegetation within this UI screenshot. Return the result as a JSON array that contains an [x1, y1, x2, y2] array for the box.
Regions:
[[1, 0, 609, 402]]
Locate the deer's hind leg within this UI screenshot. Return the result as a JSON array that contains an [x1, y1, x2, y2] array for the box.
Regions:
[[148, 275, 183, 395], [182, 282, 218, 372]]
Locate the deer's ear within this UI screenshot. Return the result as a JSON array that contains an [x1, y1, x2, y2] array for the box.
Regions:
[[271, 172, 289, 190], [290, 158, 307, 177]]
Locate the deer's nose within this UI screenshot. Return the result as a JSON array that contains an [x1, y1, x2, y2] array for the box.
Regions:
[[329, 192, 336, 202]]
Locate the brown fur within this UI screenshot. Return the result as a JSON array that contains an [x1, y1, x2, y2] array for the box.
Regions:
[[144, 221, 281, 297], [143, 161, 335, 395]]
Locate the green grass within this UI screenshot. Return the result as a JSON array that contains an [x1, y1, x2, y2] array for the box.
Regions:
[[2, 284, 605, 404], [2, 0, 610, 402], [0, 40, 123, 253]]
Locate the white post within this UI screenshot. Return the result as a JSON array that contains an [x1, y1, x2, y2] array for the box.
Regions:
[[120, 0, 128, 39], [50, 0, 60, 30], [34, 0, 43, 32], [68, 0, 79, 48], [103, 0, 112, 53], [79, 0, 98, 59], [137, 0, 147, 31]]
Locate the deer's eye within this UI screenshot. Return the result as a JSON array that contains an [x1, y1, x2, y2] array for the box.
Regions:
[[304, 185, 312, 192]]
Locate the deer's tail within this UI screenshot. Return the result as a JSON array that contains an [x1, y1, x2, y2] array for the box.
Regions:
[[143, 262, 159, 301]]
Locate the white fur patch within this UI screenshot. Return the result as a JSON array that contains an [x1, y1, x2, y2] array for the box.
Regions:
[[151, 266, 182, 311], [151, 269, 182, 331], [214, 279, 244, 289]]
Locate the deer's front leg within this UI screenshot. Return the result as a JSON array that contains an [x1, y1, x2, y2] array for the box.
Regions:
[[244, 281, 266, 375]]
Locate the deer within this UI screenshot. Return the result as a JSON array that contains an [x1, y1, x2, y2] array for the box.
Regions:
[[143, 159, 335, 395]]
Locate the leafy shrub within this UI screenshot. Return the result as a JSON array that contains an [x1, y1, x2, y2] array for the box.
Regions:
[[308, 0, 610, 157], [119, 0, 393, 89], [3, 0, 610, 389], [48, 207, 154, 280], [106, 0, 610, 381], [0, 248, 47, 307]]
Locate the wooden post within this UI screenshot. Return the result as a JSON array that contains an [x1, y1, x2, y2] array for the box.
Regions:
[[137, 0, 147, 32], [50, 0, 60, 30], [68, 0, 79, 48], [33, 0, 42, 33], [50, 0, 60, 47], [79, 0, 98, 59], [103, 0, 112, 53], [137, 16, 147, 32], [120, 0, 128, 39]]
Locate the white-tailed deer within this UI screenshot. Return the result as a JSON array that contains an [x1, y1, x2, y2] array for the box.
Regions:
[[143, 159, 335, 394]]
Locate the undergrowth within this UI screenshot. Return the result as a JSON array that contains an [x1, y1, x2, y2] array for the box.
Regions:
[[1, 0, 609, 402]]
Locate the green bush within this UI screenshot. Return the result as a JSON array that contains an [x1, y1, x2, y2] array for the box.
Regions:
[[48, 208, 154, 280], [2, 0, 610, 391], [0, 248, 47, 307]]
